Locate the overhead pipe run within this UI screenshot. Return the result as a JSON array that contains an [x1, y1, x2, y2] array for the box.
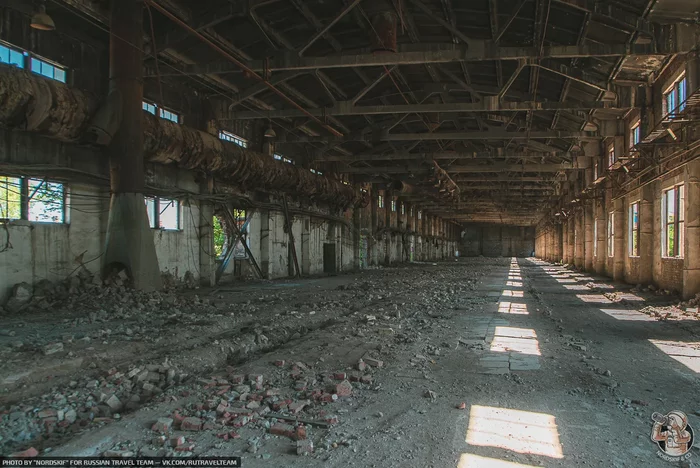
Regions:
[[0, 65, 366, 209]]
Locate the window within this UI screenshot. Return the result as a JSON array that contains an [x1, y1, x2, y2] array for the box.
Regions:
[[311, 168, 324, 175], [274, 154, 294, 164], [0, 43, 25, 69], [145, 197, 182, 230], [142, 102, 157, 115], [143, 101, 180, 123], [220, 130, 248, 148], [391, 200, 396, 212], [607, 144, 616, 168], [159, 108, 179, 123], [410, 206, 414, 217], [378, 195, 384, 209], [629, 202, 640, 257], [593, 219, 598, 257], [418, 210, 422, 220], [401, 203, 405, 215], [630, 120, 641, 149], [662, 185, 684, 258], [0, 176, 22, 220], [607, 212, 615, 257], [0, 41, 67, 83], [0, 176, 67, 223], [664, 73, 687, 116], [593, 161, 599, 180], [31, 57, 66, 83]]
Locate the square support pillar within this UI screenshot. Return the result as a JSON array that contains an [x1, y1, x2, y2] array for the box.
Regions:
[[639, 184, 654, 285], [683, 160, 700, 299], [199, 202, 216, 287], [584, 202, 594, 271], [613, 198, 625, 281]]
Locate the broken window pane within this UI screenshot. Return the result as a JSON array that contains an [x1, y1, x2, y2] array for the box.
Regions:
[[0, 176, 22, 220], [27, 178, 65, 223], [159, 198, 180, 230], [144, 197, 156, 228]]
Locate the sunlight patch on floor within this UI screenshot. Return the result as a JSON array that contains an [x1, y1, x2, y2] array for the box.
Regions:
[[457, 454, 537, 468], [562, 285, 590, 290], [501, 289, 525, 298], [498, 302, 529, 315], [466, 405, 564, 459], [490, 327, 541, 355], [575, 294, 613, 303], [649, 340, 700, 373], [600, 309, 655, 321], [506, 281, 523, 287]]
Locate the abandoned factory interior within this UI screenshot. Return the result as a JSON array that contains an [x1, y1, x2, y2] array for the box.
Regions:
[[1, 0, 700, 466]]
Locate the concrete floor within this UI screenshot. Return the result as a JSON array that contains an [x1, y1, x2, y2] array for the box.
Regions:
[[2, 258, 699, 466]]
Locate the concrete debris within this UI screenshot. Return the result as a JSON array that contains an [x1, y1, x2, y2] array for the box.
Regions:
[[5, 283, 33, 313]]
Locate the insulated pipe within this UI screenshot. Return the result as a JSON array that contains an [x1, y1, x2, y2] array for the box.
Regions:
[[0, 66, 366, 209], [0, 64, 96, 141]]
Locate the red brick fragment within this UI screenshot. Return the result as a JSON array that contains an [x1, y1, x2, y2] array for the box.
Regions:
[[9, 447, 39, 458], [335, 380, 353, 397], [269, 423, 295, 439], [181, 417, 202, 431]]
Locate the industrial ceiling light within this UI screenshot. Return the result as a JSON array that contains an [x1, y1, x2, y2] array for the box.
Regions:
[[31, 3, 55, 31], [264, 120, 276, 138], [582, 117, 598, 132]]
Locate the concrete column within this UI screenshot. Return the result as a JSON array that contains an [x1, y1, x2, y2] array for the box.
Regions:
[[595, 214, 605, 274], [199, 202, 216, 287], [613, 197, 625, 281], [639, 184, 654, 284], [565, 217, 574, 264], [384, 191, 392, 265], [301, 216, 311, 275], [575, 210, 584, 268], [352, 208, 361, 270], [259, 209, 271, 278], [102, 0, 161, 291], [370, 189, 378, 266], [683, 160, 700, 299], [584, 202, 594, 271]]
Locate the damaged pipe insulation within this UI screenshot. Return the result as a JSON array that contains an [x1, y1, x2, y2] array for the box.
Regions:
[[430, 160, 460, 202], [0, 64, 97, 141], [0, 66, 367, 209]]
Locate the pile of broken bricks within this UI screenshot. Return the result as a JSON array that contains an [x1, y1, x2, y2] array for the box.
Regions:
[[0, 360, 188, 457], [99, 357, 386, 459]]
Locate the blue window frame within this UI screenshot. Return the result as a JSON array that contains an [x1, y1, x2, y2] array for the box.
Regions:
[[0, 43, 25, 68], [30, 57, 66, 83]]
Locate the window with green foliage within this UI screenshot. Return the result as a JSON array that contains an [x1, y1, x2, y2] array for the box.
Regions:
[[0, 176, 22, 220], [0, 176, 67, 223], [213, 216, 226, 258], [662, 185, 684, 258], [629, 202, 640, 257]]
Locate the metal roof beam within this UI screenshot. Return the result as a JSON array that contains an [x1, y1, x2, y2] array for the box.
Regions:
[[182, 33, 697, 73], [319, 151, 576, 161], [230, 99, 616, 119], [283, 130, 601, 143], [337, 163, 575, 173]]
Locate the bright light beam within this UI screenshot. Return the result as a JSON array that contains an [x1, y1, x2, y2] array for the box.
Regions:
[[466, 405, 564, 459]]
